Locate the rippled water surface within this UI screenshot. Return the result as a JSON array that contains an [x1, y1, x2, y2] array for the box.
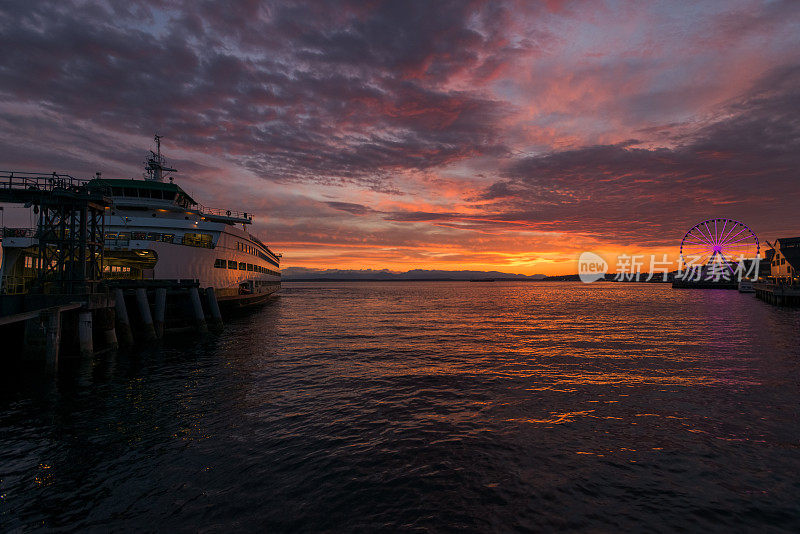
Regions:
[[2, 282, 800, 531]]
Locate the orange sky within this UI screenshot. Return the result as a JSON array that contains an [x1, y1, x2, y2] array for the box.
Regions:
[[1, 1, 798, 275]]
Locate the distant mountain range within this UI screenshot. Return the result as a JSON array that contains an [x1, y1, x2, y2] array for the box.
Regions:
[[282, 268, 548, 281]]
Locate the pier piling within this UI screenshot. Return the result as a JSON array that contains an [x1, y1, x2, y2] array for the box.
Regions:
[[188, 287, 208, 333], [114, 289, 134, 346], [77, 310, 93, 358], [42, 308, 61, 373], [23, 314, 47, 360], [153, 288, 167, 339], [96, 307, 118, 350], [206, 287, 223, 332], [135, 288, 157, 341]]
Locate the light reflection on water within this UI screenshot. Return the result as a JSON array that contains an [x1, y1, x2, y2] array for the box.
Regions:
[[1, 281, 800, 531]]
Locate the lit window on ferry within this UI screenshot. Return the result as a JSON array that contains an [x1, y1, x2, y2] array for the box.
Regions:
[[214, 259, 226, 268], [183, 233, 213, 248], [161, 234, 174, 243], [228, 260, 237, 269], [238, 262, 246, 270]]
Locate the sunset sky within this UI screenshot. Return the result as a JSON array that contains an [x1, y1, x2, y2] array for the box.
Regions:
[[1, 0, 798, 274]]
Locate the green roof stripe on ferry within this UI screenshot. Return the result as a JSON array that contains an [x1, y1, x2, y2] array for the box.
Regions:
[[87, 178, 196, 204]]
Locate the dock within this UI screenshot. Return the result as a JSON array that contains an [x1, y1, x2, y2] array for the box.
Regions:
[[753, 283, 800, 307], [0, 172, 230, 369]]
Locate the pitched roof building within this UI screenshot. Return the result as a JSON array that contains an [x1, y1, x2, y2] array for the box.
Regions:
[[770, 238, 800, 283]]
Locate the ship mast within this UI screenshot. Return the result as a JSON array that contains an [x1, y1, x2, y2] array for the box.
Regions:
[[145, 134, 177, 182]]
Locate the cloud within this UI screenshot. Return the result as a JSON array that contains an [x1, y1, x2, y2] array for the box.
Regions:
[[0, 0, 799, 273]]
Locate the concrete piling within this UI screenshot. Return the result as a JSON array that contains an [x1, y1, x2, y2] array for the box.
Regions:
[[4, 280, 236, 369], [104, 326, 118, 350], [135, 288, 157, 341], [77, 310, 93, 357], [96, 307, 118, 350], [114, 288, 134, 346], [188, 287, 208, 333], [153, 288, 167, 339], [42, 308, 61, 373], [23, 314, 47, 360], [205, 287, 223, 332]]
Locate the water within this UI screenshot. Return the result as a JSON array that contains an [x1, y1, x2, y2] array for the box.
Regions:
[[2, 282, 800, 531]]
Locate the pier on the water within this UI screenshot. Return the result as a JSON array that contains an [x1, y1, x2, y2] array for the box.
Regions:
[[753, 283, 800, 307], [0, 171, 227, 370], [0, 282, 226, 370]]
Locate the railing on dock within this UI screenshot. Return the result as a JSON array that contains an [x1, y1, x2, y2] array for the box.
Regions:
[[1, 275, 34, 295], [0, 171, 87, 192]]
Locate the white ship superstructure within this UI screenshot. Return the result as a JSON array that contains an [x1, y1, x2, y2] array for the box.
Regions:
[[1, 137, 280, 304]]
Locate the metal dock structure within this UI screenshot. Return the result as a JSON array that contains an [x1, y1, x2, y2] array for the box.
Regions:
[[0, 171, 225, 370]]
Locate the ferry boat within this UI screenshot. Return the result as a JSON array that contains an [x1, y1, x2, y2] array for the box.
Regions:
[[1, 136, 280, 307]]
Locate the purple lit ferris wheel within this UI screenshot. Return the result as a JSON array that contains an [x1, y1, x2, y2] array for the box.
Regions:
[[680, 218, 760, 267]]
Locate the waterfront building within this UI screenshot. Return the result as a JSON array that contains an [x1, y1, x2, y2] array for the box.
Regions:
[[769, 237, 800, 284]]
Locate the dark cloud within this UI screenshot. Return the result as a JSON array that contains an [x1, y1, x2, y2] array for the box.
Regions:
[[0, 0, 518, 189], [461, 66, 800, 244], [324, 201, 376, 215]]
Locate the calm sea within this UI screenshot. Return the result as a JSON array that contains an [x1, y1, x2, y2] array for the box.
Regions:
[[2, 282, 800, 532]]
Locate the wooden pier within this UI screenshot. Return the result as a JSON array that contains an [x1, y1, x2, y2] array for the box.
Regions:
[[753, 283, 800, 307], [0, 281, 232, 369]]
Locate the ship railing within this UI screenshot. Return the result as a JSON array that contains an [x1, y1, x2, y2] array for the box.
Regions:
[[198, 204, 253, 221], [251, 235, 281, 261]]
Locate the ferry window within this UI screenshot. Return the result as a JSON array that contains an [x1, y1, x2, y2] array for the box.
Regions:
[[228, 260, 237, 269], [124, 187, 138, 197], [161, 234, 174, 243], [183, 233, 213, 248], [104, 233, 117, 240], [132, 231, 147, 240], [117, 232, 130, 241], [214, 259, 226, 268], [239, 262, 246, 270], [247, 264, 254, 271], [146, 232, 159, 241]]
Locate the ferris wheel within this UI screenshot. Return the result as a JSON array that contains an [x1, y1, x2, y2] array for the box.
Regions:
[[680, 218, 759, 267]]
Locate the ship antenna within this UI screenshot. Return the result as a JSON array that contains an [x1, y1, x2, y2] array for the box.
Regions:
[[145, 133, 177, 182]]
